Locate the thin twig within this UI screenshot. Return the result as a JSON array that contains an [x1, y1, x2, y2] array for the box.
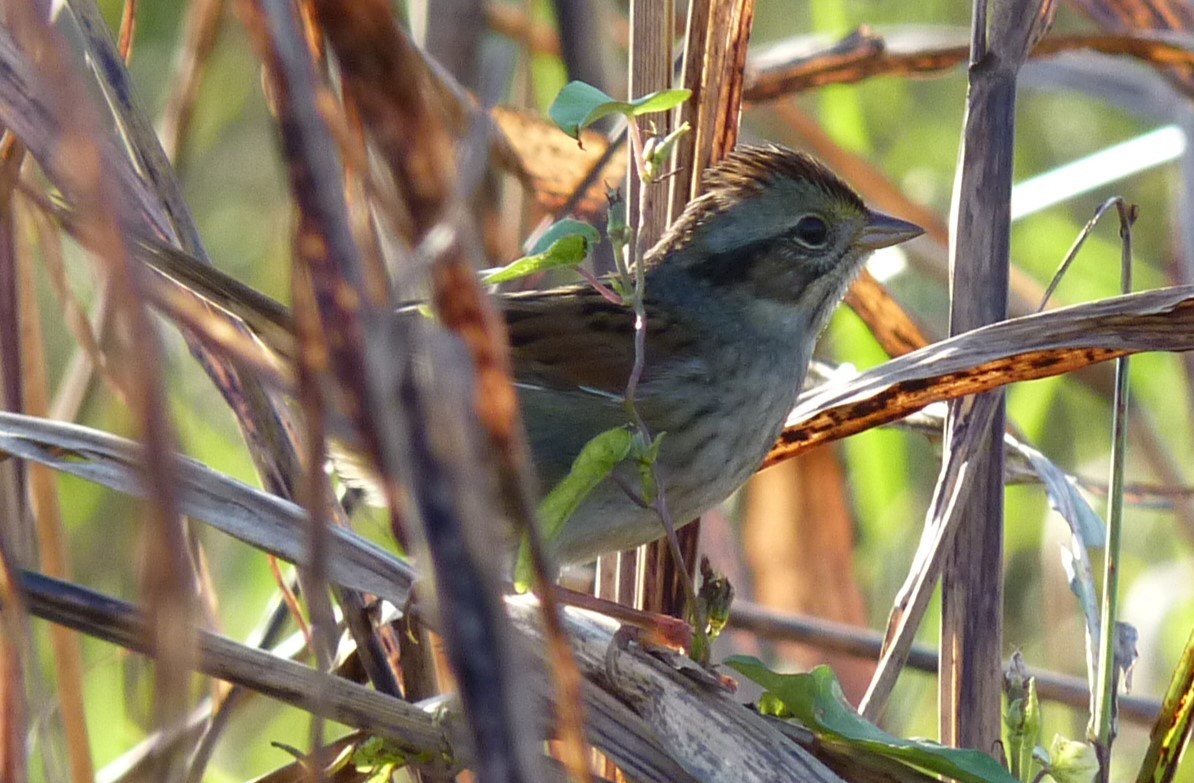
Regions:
[[1091, 200, 1136, 781], [1036, 197, 1129, 313]]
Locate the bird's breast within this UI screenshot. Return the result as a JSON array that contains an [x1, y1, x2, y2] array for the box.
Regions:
[[646, 340, 803, 504], [545, 336, 808, 564]]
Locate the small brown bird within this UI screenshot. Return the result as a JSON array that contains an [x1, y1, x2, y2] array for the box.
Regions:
[[141, 145, 921, 566], [505, 146, 920, 563]]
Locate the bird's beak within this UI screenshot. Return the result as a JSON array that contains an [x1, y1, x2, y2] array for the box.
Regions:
[[859, 210, 924, 250]]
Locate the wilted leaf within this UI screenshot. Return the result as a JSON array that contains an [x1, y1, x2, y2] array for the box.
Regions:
[[1060, 529, 1101, 698], [726, 658, 1020, 783], [1021, 441, 1105, 547]]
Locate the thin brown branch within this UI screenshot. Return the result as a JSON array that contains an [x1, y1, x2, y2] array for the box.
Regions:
[[745, 27, 1194, 101], [159, 0, 226, 167], [117, 0, 137, 62], [16, 201, 94, 783]]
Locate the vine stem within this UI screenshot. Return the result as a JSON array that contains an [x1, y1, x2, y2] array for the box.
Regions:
[[615, 117, 706, 656]]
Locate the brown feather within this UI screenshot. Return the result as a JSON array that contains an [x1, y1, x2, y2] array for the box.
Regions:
[[503, 285, 700, 396]]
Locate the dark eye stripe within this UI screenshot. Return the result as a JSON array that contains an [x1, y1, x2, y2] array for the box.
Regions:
[[672, 235, 826, 305], [683, 241, 769, 287]]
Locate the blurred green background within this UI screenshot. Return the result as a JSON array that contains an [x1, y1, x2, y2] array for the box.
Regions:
[[24, 1, 1193, 780]]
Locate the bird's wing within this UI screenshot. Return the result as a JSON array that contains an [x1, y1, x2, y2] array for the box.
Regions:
[[503, 286, 637, 396], [500, 285, 707, 489], [501, 285, 698, 397]]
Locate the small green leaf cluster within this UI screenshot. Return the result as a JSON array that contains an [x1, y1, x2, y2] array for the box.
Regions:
[[1004, 652, 1043, 781]]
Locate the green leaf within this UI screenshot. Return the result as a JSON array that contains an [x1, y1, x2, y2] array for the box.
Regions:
[[625, 88, 693, 117], [548, 81, 691, 139], [631, 430, 665, 503], [1004, 681, 1042, 781], [1046, 735, 1098, 783], [530, 218, 601, 256], [539, 426, 634, 539], [481, 220, 600, 285], [726, 659, 1020, 783], [353, 736, 404, 770], [643, 121, 691, 181], [514, 426, 634, 590]]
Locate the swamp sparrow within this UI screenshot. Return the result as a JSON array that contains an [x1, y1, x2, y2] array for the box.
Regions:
[[141, 145, 921, 566]]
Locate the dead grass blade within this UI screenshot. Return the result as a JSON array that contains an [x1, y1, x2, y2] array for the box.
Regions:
[[0, 412, 414, 606], [2, 7, 195, 743], [17, 571, 453, 773], [13, 194, 95, 783], [159, 0, 227, 168], [68, 0, 319, 521], [0, 134, 29, 783], [768, 285, 1194, 465], [0, 546, 29, 783], [68, 0, 206, 255]]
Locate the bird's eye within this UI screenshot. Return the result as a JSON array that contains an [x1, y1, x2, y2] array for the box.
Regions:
[[792, 214, 830, 247]]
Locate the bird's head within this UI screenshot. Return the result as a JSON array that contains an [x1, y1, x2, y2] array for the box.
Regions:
[[646, 145, 922, 336]]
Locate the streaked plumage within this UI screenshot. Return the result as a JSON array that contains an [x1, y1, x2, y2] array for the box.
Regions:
[[504, 145, 920, 563], [137, 143, 921, 567]]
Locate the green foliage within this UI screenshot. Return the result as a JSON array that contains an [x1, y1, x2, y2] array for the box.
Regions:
[[726, 659, 1020, 783], [352, 736, 412, 780], [481, 219, 600, 284], [642, 121, 691, 181], [514, 426, 635, 589], [630, 429, 664, 503], [1041, 735, 1099, 783], [548, 80, 691, 139]]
